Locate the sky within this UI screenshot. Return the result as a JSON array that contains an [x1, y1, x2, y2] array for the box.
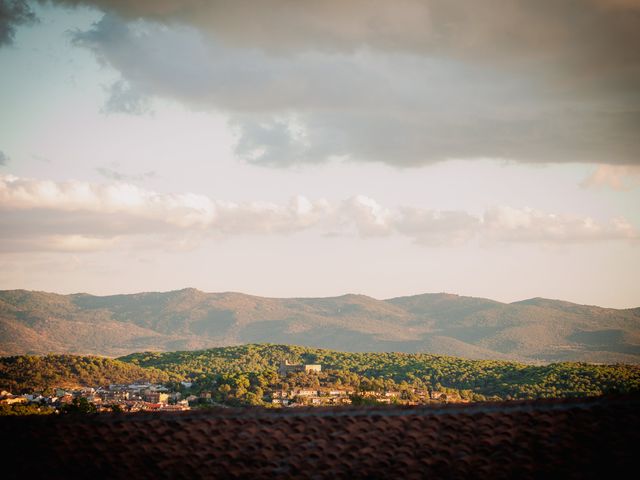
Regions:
[[0, 0, 639, 307]]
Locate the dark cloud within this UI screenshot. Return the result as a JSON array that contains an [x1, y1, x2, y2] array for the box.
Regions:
[[0, 0, 36, 46], [0, 150, 8, 165], [53, 1, 640, 165], [49, 1, 640, 81]]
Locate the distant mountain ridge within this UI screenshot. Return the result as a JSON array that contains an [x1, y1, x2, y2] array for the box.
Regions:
[[1, 288, 639, 363]]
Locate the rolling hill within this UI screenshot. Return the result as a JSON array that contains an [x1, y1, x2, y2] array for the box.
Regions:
[[3, 344, 640, 400], [1, 288, 639, 363], [0, 354, 172, 393]]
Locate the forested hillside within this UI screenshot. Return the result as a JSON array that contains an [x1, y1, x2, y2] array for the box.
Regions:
[[2, 289, 639, 363], [121, 344, 640, 401], [0, 355, 173, 393], [2, 344, 639, 404]]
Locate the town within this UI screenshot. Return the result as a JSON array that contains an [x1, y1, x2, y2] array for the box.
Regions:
[[0, 360, 470, 414], [1, 382, 192, 413]]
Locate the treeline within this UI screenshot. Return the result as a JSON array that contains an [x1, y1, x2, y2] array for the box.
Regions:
[[0, 354, 174, 394], [121, 344, 640, 401], [0, 404, 54, 416], [3, 345, 640, 403]]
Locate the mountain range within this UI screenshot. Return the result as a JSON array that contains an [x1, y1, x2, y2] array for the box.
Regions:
[[1, 288, 639, 363]]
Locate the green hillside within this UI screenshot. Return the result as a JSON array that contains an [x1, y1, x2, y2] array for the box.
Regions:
[[121, 344, 640, 401], [3, 344, 639, 403], [0, 355, 173, 393]]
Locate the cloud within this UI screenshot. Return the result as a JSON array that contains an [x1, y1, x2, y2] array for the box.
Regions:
[[482, 206, 638, 243], [337, 196, 394, 237], [581, 164, 640, 191], [0, 174, 636, 252], [50, 0, 640, 100], [5, 1, 634, 165], [0, 150, 8, 165], [101, 79, 151, 115], [66, 13, 640, 167], [48, 1, 640, 74], [96, 166, 156, 182], [0, 175, 332, 251], [396, 208, 480, 246], [0, 234, 118, 253], [0, 0, 36, 46]]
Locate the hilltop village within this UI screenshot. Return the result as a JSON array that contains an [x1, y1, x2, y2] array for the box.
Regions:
[[1, 360, 468, 415]]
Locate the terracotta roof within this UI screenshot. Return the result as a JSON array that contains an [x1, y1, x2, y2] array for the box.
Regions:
[[3, 395, 639, 479]]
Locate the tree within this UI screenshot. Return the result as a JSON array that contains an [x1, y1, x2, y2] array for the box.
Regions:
[[61, 397, 97, 414]]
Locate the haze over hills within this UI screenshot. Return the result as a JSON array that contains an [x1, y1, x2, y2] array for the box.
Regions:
[[0, 289, 639, 363]]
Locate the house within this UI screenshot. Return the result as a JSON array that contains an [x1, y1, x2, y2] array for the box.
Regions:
[[327, 390, 352, 396], [360, 391, 380, 398], [99, 390, 130, 402], [278, 360, 322, 376], [0, 396, 27, 405], [144, 391, 169, 404], [152, 385, 169, 392], [158, 404, 190, 412], [272, 390, 290, 399], [124, 384, 146, 394], [294, 389, 318, 397]]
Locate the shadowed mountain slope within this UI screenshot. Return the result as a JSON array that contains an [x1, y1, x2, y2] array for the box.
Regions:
[[1, 289, 638, 363]]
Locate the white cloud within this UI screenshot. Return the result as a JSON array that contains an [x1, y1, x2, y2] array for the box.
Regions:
[[0, 174, 327, 234], [0, 234, 118, 253], [581, 164, 640, 191], [482, 206, 638, 243], [0, 174, 637, 252], [338, 196, 393, 237], [396, 208, 479, 246]]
